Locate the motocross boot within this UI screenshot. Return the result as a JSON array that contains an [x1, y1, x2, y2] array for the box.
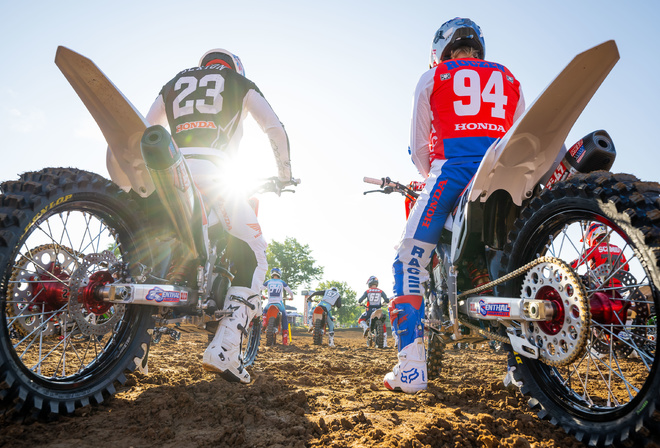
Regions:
[[359, 320, 369, 337], [202, 286, 261, 383], [383, 328, 388, 348], [282, 328, 289, 346], [384, 295, 427, 393], [328, 332, 335, 347]]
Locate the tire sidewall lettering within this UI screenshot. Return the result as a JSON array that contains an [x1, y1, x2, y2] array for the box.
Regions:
[[22, 194, 73, 237]]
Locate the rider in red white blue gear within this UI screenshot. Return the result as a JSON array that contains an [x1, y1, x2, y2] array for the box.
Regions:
[[263, 267, 294, 343], [385, 18, 525, 394], [571, 223, 629, 290], [357, 276, 390, 345]]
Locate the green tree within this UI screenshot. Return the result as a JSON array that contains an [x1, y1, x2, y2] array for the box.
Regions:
[[266, 237, 323, 291], [315, 280, 360, 328]]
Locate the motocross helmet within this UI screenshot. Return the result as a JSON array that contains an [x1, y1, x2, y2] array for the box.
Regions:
[[367, 276, 378, 287], [330, 286, 339, 293], [270, 267, 282, 278], [199, 48, 245, 76], [430, 17, 485, 67], [586, 223, 608, 247]]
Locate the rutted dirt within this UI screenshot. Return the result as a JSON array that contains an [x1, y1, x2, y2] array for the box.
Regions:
[[0, 328, 592, 448]]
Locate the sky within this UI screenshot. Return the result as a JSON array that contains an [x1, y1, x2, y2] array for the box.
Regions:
[[2, 0, 660, 312]]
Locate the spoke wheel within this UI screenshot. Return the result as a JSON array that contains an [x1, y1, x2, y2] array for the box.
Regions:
[[313, 317, 324, 346], [502, 172, 660, 447], [241, 317, 260, 367], [266, 317, 276, 347], [0, 168, 153, 418]]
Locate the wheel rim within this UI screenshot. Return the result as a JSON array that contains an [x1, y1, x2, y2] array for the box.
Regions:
[[3, 202, 141, 385], [513, 210, 657, 416]]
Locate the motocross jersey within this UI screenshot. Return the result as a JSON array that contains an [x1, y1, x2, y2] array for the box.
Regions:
[[357, 288, 389, 308], [410, 58, 524, 178], [146, 64, 292, 181], [572, 242, 628, 287], [263, 278, 294, 305], [309, 289, 342, 308]]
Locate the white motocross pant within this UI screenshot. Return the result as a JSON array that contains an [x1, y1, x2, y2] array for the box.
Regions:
[[185, 156, 267, 295]]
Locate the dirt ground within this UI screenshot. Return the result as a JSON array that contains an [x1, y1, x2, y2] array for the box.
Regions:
[[0, 327, 596, 448]]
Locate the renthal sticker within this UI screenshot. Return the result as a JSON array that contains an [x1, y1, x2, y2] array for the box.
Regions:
[[146, 287, 188, 303], [22, 194, 73, 237], [479, 299, 510, 317]]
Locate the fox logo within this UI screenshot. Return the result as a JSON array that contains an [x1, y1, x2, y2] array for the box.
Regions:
[[401, 367, 420, 384]]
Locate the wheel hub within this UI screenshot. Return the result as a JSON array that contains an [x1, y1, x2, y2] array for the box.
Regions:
[[590, 292, 629, 326], [69, 251, 125, 336]]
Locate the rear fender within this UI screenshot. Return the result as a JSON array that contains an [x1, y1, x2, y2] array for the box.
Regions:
[[266, 304, 281, 320], [468, 40, 619, 207], [313, 305, 326, 324]]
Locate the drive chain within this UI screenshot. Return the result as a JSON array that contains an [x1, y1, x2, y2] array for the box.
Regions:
[[453, 257, 586, 357]]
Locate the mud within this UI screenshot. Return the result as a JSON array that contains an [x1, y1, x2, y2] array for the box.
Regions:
[[0, 328, 592, 448]]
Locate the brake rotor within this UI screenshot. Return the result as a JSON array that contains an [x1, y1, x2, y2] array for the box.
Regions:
[[69, 251, 125, 336], [519, 260, 589, 366], [7, 244, 79, 337]]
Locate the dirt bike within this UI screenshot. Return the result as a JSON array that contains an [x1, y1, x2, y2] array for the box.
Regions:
[[0, 47, 298, 419], [311, 302, 333, 346], [264, 300, 290, 346], [365, 307, 386, 349], [363, 40, 660, 447]]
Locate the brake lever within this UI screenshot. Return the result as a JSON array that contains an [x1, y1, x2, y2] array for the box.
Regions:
[[363, 189, 387, 195]]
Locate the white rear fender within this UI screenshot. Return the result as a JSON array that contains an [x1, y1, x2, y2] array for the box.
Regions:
[[55, 46, 155, 197], [469, 40, 619, 206]]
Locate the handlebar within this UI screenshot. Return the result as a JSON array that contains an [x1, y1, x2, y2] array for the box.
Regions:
[[362, 176, 419, 199], [255, 177, 301, 196]]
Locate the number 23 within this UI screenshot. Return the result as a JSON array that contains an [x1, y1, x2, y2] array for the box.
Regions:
[[173, 74, 224, 119]]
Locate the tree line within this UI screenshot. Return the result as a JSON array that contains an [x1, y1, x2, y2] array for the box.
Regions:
[[266, 237, 365, 327]]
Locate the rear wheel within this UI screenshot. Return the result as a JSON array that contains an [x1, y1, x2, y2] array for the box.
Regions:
[[241, 317, 261, 367], [375, 319, 384, 349], [313, 317, 323, 345], [425, 286, 446, 380], [502, 172, 660, 447], [266, 317, 276, 347], [0, 168, 153, 418]]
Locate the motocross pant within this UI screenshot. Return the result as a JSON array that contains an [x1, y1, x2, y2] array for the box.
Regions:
[[358, 305, 381, 324], [185, 156, 267, 295], [388, 295, 424, 350], [358, 306, 388, 334], [392, 159, 479, 297], [318, 301, 335, 333]]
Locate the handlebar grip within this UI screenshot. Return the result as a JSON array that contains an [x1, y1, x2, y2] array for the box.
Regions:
[[363, 177, 383, 186], [364, 176, 397, 188]]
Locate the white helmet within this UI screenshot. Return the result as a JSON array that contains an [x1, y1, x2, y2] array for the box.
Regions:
[[430, 17, 485, 68], [199, 48, 245, 76]]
